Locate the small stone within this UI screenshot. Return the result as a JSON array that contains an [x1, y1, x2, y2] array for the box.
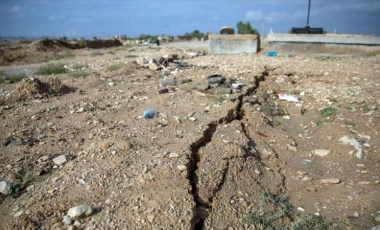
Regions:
[[76, 107, 85, 113], [177, 165, 187, 171], [13, 210, 23, 217], [196, 83, 210, 92], [67, 204, 93, 219], [53, 155, 67, 166], [353, 212, 360, 218], [207, 75, 225, 84], [168, 152, 179, 158], [63, 215, 72, 225], [287, 144, 298, 152], [40, 155, 49, 161], [321, 178, 341, 184], [189, 117, 197, 121], [375, 211, 380, 222], [148, 62, 160, 71], [297, 207, 305, 212], [147, 215, 155, 223], [215, 87, 232, 94], [0, 181, 11, 195], [160, 78, 176, 86], [312, 149, 331, 157]]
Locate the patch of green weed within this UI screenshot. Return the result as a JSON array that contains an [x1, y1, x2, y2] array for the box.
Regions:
[[36, 64, 67, 75], [91, 51, 104, 56], [72, 63, 88, 70], [293, 214, 330, 230], [215, 97, 224, 105], [244, 190, 332, 229], [320, 106, 337, 118], [328, 98, 338, 103], [107, 63, 124, 72], [0, 72, 26, 84]]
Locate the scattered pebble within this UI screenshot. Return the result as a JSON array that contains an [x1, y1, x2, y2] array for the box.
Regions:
[[67, 204, 93, 219], [312, 149, 331, 157], [0, 181, 11, 195], [53, 155, 67, 166], [297, 207, 305, 212], [177, 165, 187, 171], [375, 211, 380, 222], [62, 215, 72, 225], [321, 178, 341, 184], [168, 152, 179, 158]]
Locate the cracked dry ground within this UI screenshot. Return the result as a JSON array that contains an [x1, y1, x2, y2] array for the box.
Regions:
[[0, 47, 380, 229]]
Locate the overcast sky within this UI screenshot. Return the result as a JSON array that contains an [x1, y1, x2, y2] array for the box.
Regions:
[[1, 0, 380, 38]]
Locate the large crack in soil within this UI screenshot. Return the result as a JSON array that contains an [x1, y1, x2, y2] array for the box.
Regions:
[[188, 68, 271, 230]]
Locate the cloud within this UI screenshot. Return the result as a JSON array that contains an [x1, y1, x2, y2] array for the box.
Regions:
[[69, 18, 92, 23], [10, 5, 20, 13], [267, 10, 306, 23], [245, 10, 263, 21], [48, 15, 65, 21]]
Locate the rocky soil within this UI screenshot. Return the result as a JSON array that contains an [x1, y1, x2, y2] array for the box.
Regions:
[[0, 43, 379, 229]]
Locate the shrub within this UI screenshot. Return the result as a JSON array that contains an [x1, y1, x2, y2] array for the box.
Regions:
[[36, 64, 67, 75]]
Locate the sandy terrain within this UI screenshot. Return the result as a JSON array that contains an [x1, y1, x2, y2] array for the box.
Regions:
[[0, 41, 379, 229]]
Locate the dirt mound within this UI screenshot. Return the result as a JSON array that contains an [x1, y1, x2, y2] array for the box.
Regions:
[[78, 39, 123, 49], [13, 77, 71, 99], [29, 39, 75, 52], [29, 39, 123, 52]]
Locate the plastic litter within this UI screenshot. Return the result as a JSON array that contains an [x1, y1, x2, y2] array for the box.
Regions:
[[279, 93, 300, 103], [143, 109, 158, 119], [265, 51, 277, 57]]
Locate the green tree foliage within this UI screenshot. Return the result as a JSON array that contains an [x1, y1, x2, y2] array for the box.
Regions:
[[184, 30, 206, 39], [236, 21, 260, 35]]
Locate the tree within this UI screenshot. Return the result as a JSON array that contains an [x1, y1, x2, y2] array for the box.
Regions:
[[236, 21, 260, 36]]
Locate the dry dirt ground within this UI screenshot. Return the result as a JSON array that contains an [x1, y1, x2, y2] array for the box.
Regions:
[[0, 42, 379, 230]]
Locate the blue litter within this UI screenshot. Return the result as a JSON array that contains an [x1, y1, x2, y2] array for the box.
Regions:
[[265, 51, 277, 57], [143, 109, 158, 119]]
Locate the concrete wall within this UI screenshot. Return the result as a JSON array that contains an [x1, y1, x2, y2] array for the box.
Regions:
[[267, 33, 380, 45], [267, 33, 380, 55], [208, 35, 259, 55]]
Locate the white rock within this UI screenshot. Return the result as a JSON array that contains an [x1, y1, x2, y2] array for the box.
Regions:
[[148, 62, 159, 71], [353, 211, 360, 218], [76, 107, 85, 113], [13, 210, 23, 217], [375, 211, 380, 222], [177, 165, 187, 171], [339, 135, 363, 159], [53, 155, 67, 166], [312, 149, 331, 157], [67, 204, 93, 219], [0, 181, 11, 195], [168, 152, 179, 158], [62, 215, 72, 225], [297, 207, 305, 212], [321, 178, 341, 184]]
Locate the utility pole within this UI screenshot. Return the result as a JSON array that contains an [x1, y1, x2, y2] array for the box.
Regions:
[[306, 0, 311, 27], [260, 19, 266, 38]]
